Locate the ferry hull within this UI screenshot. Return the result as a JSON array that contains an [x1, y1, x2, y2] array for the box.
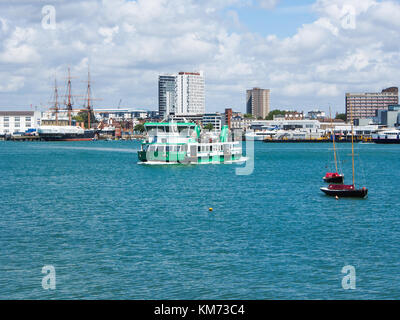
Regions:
[[138, 151, 242, 164]]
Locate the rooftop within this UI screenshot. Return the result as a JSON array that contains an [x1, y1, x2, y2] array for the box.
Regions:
[[0, 111, 35, 116]]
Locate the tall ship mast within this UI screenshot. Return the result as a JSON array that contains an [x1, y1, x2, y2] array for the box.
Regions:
[[81, 68, 100, 129], [38, 68, 98, 141], [49, 77, 60, 126], [65, 67, 73, 126]]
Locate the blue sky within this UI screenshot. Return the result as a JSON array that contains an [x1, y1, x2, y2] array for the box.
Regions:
[[232, 0, 318, 38]]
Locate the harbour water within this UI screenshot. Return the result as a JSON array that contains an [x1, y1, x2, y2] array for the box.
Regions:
[[1, 141, 400, 299]]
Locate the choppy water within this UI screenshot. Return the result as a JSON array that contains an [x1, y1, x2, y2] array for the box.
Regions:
[[1, 140, 399, 299]]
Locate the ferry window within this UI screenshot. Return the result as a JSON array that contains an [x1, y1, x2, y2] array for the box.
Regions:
[[165, 126, 170, 133], [198, 146, 201, 152], [166, 146, 170, 152]]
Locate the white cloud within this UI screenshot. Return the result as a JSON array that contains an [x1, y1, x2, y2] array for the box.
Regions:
[[0, 76, 25, 92], [258, 0, 280, 10]]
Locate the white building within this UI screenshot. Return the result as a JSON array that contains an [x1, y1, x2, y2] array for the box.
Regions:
[[0, 111, 42, 135], [231, 116, 255, 130], [307, 110, 326, 120], [159, 71, 205, 117], [251, 119, 321, 131], [94, 108, 148, 123]]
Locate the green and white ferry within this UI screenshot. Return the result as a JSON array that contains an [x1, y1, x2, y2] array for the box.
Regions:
[[137, 122, 243, 164]]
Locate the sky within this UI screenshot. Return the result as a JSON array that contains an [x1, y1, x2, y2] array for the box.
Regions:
[[0, 0, 399, 114]]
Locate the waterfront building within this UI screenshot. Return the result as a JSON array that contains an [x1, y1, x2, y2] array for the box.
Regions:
[[345, 87, 398, 121], [158, 71, 205, 117], [0, 111, 42, 135], [318, 118, 346, 130], [94, 108, 148, 123], [231, 115, 255, 131], [158, 75, 176, 118], [224, 108, 233, 129], [307, 110, 326, 120], [246, 88, 270, 119], [202, 113, 222, 131], [147, 110, 160, 119], [354, 118, 375, 126], [169, 114, 203, 125], [375, 104, 400, 127], [284, 111, 304, 120], [251, 119, 321, 131], [175, 71, 205, 116], [331, 124, 379, 137]]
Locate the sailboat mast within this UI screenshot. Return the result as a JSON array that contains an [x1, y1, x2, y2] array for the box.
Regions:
[[329, 107, 338, 173], [350, 100, 355, 186]]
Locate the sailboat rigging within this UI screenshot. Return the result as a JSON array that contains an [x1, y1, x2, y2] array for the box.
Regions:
[[320, 104, 368, 198], [323, 107, 344, 183]]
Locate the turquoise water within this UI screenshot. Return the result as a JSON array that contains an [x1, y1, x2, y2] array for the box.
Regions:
[[1, 140, 399, 299]]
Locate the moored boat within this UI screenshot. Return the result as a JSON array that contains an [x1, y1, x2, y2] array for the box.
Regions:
[[372, 129, 400, 144], [320, 106, 368, 198], [320, 184, 368, 198], [323, 172, 344, 183], [38, 125, 96, 141]]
